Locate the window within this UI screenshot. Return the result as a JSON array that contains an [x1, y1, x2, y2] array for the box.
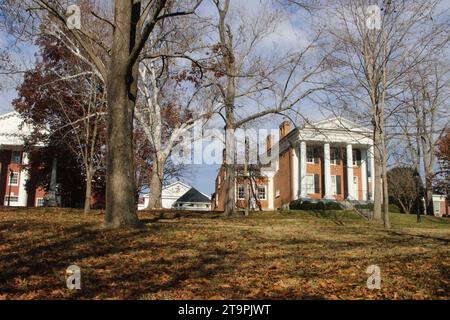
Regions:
[[237, 185, 245, 200], [330, 148, 339, 165], [306, 147, 315, 163], [306, 174, 315, 194], [9, 172, 19, 186], [257, 185, 266, 200], [331, 175, 337, 195], [352, 149, 361, 166], [36, 198, 44, 207], [11, 151, 22, 164], [4, 196, 18, 204], [433, 201, 440, 215], [275, 190, 280, 198]]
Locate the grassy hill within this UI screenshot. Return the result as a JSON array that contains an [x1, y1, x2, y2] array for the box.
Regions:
[[0, 208, 448, 299]]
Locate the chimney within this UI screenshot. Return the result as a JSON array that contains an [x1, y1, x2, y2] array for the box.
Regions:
[[279, 120, 291, 139], [266, 134, 272, 155]]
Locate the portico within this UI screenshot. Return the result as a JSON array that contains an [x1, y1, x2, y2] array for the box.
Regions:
[[271, 117, 374, 209]]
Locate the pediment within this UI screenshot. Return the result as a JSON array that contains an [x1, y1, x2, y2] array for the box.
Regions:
[[307, 117, 371, 133]]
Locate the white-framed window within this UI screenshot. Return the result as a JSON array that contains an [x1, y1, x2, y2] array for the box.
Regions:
[[36, 198, 45, 207], [11, 151, 22, 164], [330, 148, 339, 165], [4, 196, 19, 204], [9, 172, 19, 186], [257, 185, 266, 200], [306, 174, 315, 194], [275, 189, 280, 198], [433, 201, 440, 215], [331, 175, 337, 195], [306, 147, 315, 163], [352, 149, 360, 166], [237, 184, 245, 200]]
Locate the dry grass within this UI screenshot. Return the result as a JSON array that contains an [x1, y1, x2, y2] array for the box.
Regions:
[[0, 207, 448, 300]]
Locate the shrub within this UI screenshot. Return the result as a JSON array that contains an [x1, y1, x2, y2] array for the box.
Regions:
[[324, 201, 342, 210], [355, 203, 374, 210], [354, 202, 402, 213], [289, 200, 341, 211]]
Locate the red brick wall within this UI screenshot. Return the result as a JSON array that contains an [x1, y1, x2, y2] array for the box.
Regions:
[[273, 148, 292, 209]]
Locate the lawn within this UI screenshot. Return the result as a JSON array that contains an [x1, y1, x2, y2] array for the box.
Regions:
[[0, 208, 448, 299]]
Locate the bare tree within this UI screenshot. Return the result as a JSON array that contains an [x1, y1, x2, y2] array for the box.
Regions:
[[207, 0, 328, 216], [322, 0, 448, 228], [3, 0, 203, 228], [394, 59, 450, 216], [136, 58, 213, 209]]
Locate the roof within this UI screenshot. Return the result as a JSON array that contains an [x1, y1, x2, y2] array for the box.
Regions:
[[143, 180, 191, 198], [306, 116, 372, 133], [175, 187, 211, 204], [0, 111, 34, 147]]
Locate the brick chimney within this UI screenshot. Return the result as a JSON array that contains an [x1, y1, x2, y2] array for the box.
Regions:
[[266, 134, 272, 155], [279, 120, 291, 139]]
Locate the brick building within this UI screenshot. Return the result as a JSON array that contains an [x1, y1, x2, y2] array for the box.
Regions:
[[212, 117, 376, 211], [0, 112, 46, 207]]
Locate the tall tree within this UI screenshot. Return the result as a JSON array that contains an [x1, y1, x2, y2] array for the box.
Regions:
[[394, 59, 449, 215], [14, 34, 107, 214], [6, 0, 203, 227], [323, 0, 448, 228], [208, 0, 328, 216]]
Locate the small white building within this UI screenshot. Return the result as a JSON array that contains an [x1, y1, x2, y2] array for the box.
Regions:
[[138, 181, 192, 210], [173, 187, 211, 211], [431, 194, 448, 217]]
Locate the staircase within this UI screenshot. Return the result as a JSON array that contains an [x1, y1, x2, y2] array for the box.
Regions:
[[340, 199, 372, 220]]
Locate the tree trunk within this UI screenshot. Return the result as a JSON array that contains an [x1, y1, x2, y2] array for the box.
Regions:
[[147, 156, 164, 209], [104, 0, 140, 228], [372, 130, 383, 223], [84, 165, 93, 214], [381, 136, 391, 228], [47, 157, 58, 207], [425, 176, 434, 216], [224, 162, 236, 216]]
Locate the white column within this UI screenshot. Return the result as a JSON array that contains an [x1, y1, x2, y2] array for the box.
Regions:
[[346, 144, 354, 200], [300, 141, 307, 198], [18, 152, 29, 207], [323, 143, 332, 199], [361, 148, 368, 201], [368, 145, 375, 201], [292, 144, 299, 200]]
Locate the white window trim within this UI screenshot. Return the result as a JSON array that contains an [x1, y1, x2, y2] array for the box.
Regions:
[[331, 175, 337, 195], [306, 148, 315, 164], [9, 172, 19, 186], [433, 201, 440, 214], [36, 198, 44, 207], [352, 150, 359, 167], [4, 196, 19, 204], [330, 148, 339, 165], [257, 185, 267, 200], [306, 174, 315, 194]]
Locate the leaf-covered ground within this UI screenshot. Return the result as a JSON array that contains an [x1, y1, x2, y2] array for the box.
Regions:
[[0, 208, 448, 299]]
